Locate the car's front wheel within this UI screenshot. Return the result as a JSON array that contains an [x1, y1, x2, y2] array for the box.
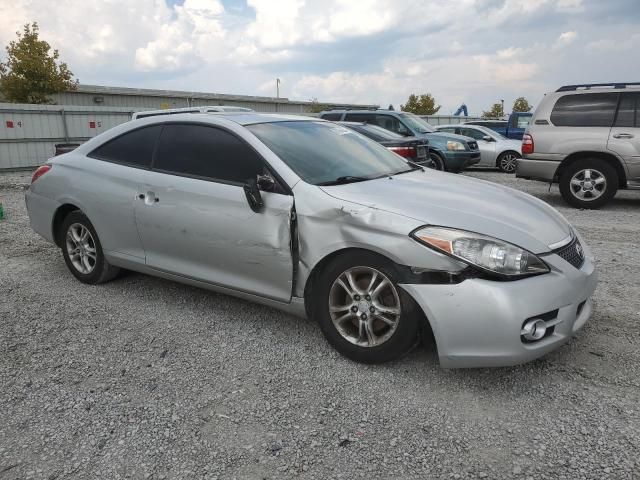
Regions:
[[60, 211, 120, 284], [427, 152, 446, 171], [559, 158, 618, 209], [312, 251, 421, 364], [497, 151, 520, 173]]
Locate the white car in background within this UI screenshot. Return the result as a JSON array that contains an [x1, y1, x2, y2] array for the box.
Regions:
[[436, 124, 522, 173]]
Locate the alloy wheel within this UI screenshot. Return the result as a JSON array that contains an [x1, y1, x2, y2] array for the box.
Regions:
[[328, 266, 401, 347], [569, 169, 606, 201], [65, 223, 97, 274], [500, 153, 518, 173]]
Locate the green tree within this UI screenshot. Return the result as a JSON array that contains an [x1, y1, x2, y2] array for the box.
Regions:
[[512, 96, 532, 112], [400, 93, 441, 115], [482, 103, 504, 119], [0, 22, 78, 104]]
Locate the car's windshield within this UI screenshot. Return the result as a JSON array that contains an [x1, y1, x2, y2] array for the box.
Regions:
[[247, 121, 414, 185], [398, 113, 437, 133]]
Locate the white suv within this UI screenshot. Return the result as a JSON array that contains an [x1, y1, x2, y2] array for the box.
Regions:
[[516, 83, 640, 209]]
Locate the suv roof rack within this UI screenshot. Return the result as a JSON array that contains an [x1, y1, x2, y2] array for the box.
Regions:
[[556, 82, 640, 92]]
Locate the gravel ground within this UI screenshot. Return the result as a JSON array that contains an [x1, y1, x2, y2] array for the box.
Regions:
[[1, 169, 639, 479]]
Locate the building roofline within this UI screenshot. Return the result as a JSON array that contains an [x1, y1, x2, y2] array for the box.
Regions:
[[71, 84, 378, 108]]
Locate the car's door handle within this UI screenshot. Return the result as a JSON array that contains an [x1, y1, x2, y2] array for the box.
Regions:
[[613, 133, 634, 139]]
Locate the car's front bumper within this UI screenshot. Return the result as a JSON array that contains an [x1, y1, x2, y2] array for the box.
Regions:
[[400, 252, 597, 368], [441, 150, 481, 171]]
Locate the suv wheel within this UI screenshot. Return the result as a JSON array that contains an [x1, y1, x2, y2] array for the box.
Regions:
[[559, 158, 618, 209], [312, 251, 421, 364], [427, 152, 445, 171]]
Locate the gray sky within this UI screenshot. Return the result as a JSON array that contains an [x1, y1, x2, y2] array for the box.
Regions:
[[2, 0, 639, 114]]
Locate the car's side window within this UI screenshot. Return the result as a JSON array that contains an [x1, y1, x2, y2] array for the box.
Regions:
[[88, 125, 163, 168], [374, 115, 411, 136], [614, 93, 639, 128], [459, 128, 485, 140], [550, 93, 619, 127], [344, 113, 375, 123], [321, 113, 342, 121], [154, 124, 265, 185], [439, 127, 456, 134]]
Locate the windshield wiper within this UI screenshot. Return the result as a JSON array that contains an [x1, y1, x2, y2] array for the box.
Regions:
[[390, 165, 424, 176], [317, 176, 370, 186]]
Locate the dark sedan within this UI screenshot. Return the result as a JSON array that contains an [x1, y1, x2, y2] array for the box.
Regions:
[[337, 122, 441, 170]]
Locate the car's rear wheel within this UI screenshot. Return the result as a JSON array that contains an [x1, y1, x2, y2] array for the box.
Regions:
[[60, 211, 120, 284], [559, 159, 618, 209], [497, 151, 520, 173], [428, 152, 445, 171], [312, 251, 421, 364]]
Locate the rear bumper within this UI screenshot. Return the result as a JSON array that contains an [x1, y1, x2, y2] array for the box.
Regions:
[[443, 150, 481, 171], [400, 251, 597, 368], [24, 189, 59, 244], [516, 158, 560, 182]]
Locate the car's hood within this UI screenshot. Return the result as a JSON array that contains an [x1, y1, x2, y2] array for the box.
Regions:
[[423, 131, 473, 143], [319, 170, 571, 254]]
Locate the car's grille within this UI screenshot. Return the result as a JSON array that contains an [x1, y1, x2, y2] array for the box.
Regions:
[[467, 141, 479, 150], [554, 237, 585, 269]]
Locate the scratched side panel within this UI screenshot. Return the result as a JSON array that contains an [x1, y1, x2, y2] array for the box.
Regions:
[[291, 182, 466, 298]]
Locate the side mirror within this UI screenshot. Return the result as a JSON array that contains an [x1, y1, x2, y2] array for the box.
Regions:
[[482, 135, 494, 142], [243, 178, 264, 213], [257, 174, 276, 192]]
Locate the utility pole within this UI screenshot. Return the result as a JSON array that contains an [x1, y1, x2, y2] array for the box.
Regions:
[[500, 99, 505, 117], [276, 78, 281, 112]]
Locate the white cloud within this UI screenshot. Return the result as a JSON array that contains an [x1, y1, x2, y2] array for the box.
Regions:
[[554, 30, 578, 49]]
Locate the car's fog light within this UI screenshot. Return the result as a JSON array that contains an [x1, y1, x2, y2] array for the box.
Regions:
[[521, 318, 547, 341]]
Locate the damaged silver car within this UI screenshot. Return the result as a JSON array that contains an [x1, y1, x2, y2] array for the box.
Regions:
[[25, 113, 598, 368]]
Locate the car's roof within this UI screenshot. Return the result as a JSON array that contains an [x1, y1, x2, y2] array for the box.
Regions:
[[137, 112, 321, 126], [322, 109, 399, 116]]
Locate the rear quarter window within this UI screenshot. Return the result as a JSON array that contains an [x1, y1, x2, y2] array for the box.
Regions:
[[88, 125, 162, 168], [321, 113, 343, 121], [550, 93, 618, 127]]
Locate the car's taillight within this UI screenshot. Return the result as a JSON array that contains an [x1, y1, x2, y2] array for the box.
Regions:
[[31, 165, 52, 184], [522, 134, 534, 155], [388, 146, 416, 158]]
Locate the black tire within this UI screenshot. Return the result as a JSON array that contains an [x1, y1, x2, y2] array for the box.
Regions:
[[559, 158, 618, 209], [497, 151, 520, 173], [428, 152, 446, 171], [311, 251, 422, 364], [59, 210, 120, 284]]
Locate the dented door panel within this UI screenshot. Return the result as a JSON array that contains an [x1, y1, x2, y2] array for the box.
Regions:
[[134, 170, 294, 302]]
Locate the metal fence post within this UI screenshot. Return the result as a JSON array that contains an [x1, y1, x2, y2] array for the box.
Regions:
[[61, 109, 70, 142]]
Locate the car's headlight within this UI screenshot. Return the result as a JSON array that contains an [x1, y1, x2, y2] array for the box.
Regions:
[[446, 141, 466, 151], [412, 226, 550, 278]]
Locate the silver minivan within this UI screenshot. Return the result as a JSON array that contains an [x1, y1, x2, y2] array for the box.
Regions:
[[517, 83, 640, 208], [25, 112, 597, 368]]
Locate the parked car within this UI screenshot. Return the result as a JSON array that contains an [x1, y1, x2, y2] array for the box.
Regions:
[[54, 143, 80, 156], [466, 112, 532, 140], [517, 82, 640, 209], [435, 124, 522, 173], [132, 105, 253, 119], [337, 122, 436, 169], [25, 112, 597, 368], [319, 109, 480, 172]]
